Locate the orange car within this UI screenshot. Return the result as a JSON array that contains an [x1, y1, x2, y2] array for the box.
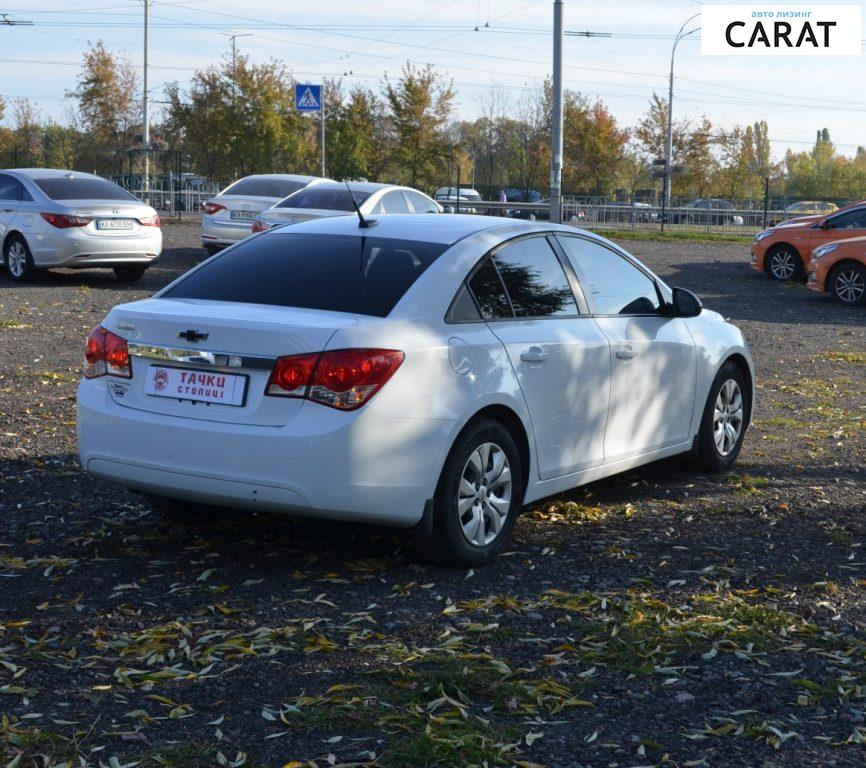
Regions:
[[807, 237, 866, 305], [750, 200, 866, 281]]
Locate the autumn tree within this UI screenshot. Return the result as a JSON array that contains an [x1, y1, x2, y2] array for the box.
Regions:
[[70, 40, 139, 174], [327, 83, 392, 181], [563, 96, 629, 195], [384, 63, 455, 189]]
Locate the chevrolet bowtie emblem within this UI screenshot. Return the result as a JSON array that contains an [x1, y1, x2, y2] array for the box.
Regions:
[[178, 329, 209, 343]]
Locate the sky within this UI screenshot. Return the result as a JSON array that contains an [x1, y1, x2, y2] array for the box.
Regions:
[[1, 0, 865, 161]]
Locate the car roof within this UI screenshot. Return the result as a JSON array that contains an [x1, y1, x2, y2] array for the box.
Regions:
[[229, 173, 321, 183], [5, 168, 105, 180], [264, 213, 584, 246], [301, 181, 404, 194]]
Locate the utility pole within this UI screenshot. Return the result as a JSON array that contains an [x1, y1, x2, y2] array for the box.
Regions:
[[321, 85, 326, 178], [142, 0, 150, 201], [550, 0, 563, 224], [223, 33, 251, 98], [662, 13, 699, 227]]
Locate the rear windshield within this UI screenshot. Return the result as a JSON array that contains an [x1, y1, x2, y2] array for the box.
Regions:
[[162, 233, 447, 317], [224, 178, 307, 198], [277, 188, 372, 211], [33, 177, 137, 201]]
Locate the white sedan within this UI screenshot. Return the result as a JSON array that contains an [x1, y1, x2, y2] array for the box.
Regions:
[[200, 174, 326, 254], [251, 181, 441, 233], [77, 215, 754, 565], [1, 169, 161, 283]]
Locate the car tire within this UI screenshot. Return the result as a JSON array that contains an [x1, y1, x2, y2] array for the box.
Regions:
[[695, 362, 750, 473], [4, 234, 39, 282], [204, 244, 221, 256], [143, 492, 225, 524], [828, 262, 866, 306], [113, 265, 148, 283], [765, 244, 804, 282], [416, 419, 523, 567]]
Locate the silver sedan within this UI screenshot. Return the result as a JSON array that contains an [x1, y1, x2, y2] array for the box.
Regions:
[[0, 169, 162, 283]]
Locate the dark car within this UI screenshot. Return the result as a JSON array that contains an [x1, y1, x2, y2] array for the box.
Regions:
[[504, 188, 543, 219], [668, 198, 744, 226]]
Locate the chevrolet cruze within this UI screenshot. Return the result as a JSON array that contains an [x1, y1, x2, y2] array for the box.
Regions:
[[77, 215, 754, 565]]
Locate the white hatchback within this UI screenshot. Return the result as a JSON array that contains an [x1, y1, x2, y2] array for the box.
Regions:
[[77, 215, 754, 565]]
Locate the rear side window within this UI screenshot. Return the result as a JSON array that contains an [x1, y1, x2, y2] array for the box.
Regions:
[[468, 258, 511, 319], [0, 174, 22, 201], [33, 176, 136, 201], [277, 188, 372, 211], [405, 190, 439, 213], [491, 237, 578, 318], [558, 236, 661, 315], [377, 190, 411, 214], [224, 178, 306, 198], [162, 233, 446, 318]]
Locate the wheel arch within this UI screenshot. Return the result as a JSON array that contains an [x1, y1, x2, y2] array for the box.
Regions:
[[445, 403, 533, 506], [721, 353, 754, 427], [826, 258, 864, 291], [3, 229, 26, 252]]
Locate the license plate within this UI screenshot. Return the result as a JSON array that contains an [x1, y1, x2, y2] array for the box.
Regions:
[[230, 210, 256, 220], [144, 365, 247, 406], [96, 218, 134, 230]]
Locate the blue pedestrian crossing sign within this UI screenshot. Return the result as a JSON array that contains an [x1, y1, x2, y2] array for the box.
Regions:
[[295, 84, 322, 111]]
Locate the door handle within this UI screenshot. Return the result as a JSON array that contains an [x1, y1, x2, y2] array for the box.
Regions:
[[520, 346, 548, 363], [2, 209, 12, 213], [615, 348, 636, 360]]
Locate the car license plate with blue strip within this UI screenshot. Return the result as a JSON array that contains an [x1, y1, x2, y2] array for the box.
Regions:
[[96, 219, 134, 230]]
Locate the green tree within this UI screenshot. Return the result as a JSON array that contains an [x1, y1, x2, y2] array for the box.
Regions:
[[327, 83, 392, 181], [70, 40, 139, 174], [384, 63, 455, 189]]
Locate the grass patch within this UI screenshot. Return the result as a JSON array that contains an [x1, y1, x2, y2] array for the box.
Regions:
[[596, 228, 753, 244], [0, 319, 31, 329], [816, 351, 866, 365]]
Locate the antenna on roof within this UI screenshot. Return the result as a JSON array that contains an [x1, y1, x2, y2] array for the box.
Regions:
[[344, 180, 376, 229]]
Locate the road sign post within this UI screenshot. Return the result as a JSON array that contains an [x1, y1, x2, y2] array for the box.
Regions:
[[295, 84, 324, 177]]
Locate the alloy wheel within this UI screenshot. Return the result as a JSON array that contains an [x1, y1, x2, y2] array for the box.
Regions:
[[7, 241, 26, 278], [769, 250, 796, 280], [713, 379, 744, 456], [457, 442, 512, 547], [834, 268, 865, 304]]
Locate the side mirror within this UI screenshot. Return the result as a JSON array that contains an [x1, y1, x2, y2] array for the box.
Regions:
[[818, 220, 829, 229], [671, 287, 702, 318]]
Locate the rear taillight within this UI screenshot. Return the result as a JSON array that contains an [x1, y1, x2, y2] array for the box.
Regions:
[[138, 214, 160, 227], [41, 212, 91, 228], [265, 349, 403, 410], [203, 202, 225, 215], [84, 326, 131, 379], [251, 219, 270, 233]]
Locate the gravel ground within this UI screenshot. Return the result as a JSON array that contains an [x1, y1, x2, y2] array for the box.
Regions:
[[0, 219, 864, 768]]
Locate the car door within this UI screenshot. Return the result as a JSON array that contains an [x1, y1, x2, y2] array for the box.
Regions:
[[0, 173, 22, 242], [468, 235, 611, 479], [556, 235, 697, 463]]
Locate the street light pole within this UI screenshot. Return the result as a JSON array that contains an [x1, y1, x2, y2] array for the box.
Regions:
[[142, 0, 150, 201], [550, 0, 563, 224], [662, 12, 699, 224]]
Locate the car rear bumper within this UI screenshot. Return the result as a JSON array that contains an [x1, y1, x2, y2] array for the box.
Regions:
[[30, 228, 162, 267], [200, 217, 254, 246], [77, 377, 451, 527]]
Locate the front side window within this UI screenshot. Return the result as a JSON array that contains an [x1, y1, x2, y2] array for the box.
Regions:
[[491, 237, 578, 318], [558, 237, 661, 316], [825, 207, 866, 229], [162, 233, 445, 318], [32, 176, 136, 201]]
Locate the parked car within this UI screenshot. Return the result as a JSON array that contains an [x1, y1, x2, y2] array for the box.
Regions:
[[807, 236, 866, 305], [769, 200, 838, 226], [252, 182, 441, 232], [668, 199, 744, 226], [0, 168, 161, 283], [77, 214, 754, 566], [503, 188, 543, 219], [751, 200, 866, 281], [435, 187, 482, 214], [200, 174, 327, 254]]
